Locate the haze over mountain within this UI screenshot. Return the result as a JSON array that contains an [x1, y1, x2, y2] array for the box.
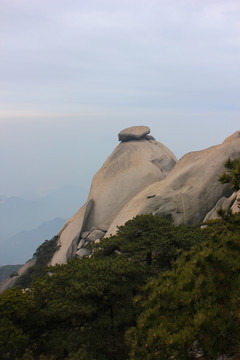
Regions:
[[1, 1, 240, 357], [40, 126, 240, 266], [1, 0, 239, 202], [0, 217, 66, 265], [0, 185, 88, 265], [1, 126, 239, 294], [0, 264, 22, 283]]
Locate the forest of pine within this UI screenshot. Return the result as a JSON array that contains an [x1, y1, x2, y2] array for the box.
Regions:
[[0, 159, 240, 360]]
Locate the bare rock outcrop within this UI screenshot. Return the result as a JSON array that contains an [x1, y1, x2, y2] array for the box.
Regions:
[[2, 127, 239, 292], [231, 191, 240, 213], [84, 134, 177, 231], [50, 199, 93, 265], [118, 126, 150, 141], [106, 131, 240, 236], [50, 126, 177, 265], [203, 190, 240, 221]]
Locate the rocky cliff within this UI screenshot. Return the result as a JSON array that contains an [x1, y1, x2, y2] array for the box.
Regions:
[[1, 126, 240, 291], [106, 130, 240, 236], [51, 126, 177, 265], [51, 126, 240, 266]]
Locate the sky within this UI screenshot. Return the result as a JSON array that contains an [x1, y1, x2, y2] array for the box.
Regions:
[[0, 0, 240, 197]]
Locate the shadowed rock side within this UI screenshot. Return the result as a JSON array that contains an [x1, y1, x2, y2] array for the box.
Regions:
[[106, 131, 240, 237], [232, 191, 240, 213], [84, 138, 177, 231], [50, 199, 93, 265], [50, 127, 177, 265], [203, 190, 240, 221], [2, 128, 239, 292], [118, 125, 150, 141]]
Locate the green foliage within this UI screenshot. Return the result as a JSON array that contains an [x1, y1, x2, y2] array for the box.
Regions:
[[218, 157, 240, 191], [127, 213, 240, 360], [18, 349, 56, 360], [18, 349, 35, 360], [10, 271, 18, 278], [0, 288, 36, 359], [15, 236, 60, 289], [66, 346, 95, 360], [1, 212, 239, 359], [0, 215, 203, 359], [0, 317, 29, 359], [0, 288, 35, 320], [14, 263, 46, 290], [0, 264, 22, 282], [31, 256, 144, 359], [94, 214, 204, 275], [33, 235, 60, 266]]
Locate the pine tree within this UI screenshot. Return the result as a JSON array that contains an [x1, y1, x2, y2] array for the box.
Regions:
[[218, 157, 240, 191], [94, 214, 204, 276], [127, 213, 240, 360]]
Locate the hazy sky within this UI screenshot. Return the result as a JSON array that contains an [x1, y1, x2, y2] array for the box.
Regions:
[[0, 0, 239, 197]]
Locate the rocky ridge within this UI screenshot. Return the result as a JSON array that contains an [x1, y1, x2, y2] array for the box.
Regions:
[[51, 126, 177, 265], [106, 130, 240, 236], [51, 127, 240, 266], [1, 126, 240, 292]]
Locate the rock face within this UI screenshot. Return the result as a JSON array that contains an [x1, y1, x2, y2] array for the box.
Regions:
[[50, 126, 177, 265], [106, 131, 240, 237], [118, 126, 150, 141], [2, 127, 240, 292], [51, 128, 240, 265], [204, 190, 240, 221], [50, 199, 93, 265], [0, 259, 36, 293], [85, 230, 105, 242], [231, 191, 240, 213], [84, 137, 177, 231]]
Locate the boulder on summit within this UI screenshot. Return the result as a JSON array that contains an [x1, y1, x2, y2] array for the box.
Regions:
[[50, 126, 177, 265], [2, 126, 240, 294], [118, 126, 150, 141], [106, 131, 240, 237], [51, 127, 240, 265]]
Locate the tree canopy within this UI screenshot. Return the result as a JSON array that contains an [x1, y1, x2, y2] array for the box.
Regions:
[[1, 157, 240, 359], [127, 213, 240, 360], [218, 157, 240, 191], [0, 215, 205, 360]]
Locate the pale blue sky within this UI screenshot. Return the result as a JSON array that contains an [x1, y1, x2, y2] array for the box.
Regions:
[[0, 0, 239, 197]]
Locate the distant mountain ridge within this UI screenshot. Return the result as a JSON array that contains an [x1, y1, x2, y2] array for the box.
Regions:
[[0, 185, 88, 264], [0, 185, 88, 241], [0, 264, 22, 283], [0, 217, 66, 265]]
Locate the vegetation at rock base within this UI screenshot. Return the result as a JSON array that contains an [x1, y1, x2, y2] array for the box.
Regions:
[[0, 288, 36, 359], [0, 215, 205, 360], [0, 213, 240, 359], [218, 157, 240, 191], [0, 265, 22, 283], [1, 159, 240, 359], [33, 235, 60, 265], [14, 235, 59, 289], [93, 215, 205, 276], [127, 213, 240, 360]]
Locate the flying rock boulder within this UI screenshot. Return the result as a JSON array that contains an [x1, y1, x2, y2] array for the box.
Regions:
[[106, 131, 240, 236], [118, 125, 150, 141], [84, 126, 177, 231], [50, 126, 177, 265]]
